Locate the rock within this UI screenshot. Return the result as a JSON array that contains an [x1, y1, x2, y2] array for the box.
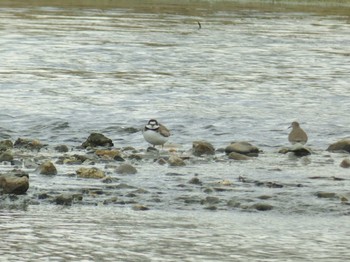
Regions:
[[189, 177, 202, 185], [0, 140, 13, 151], [327, 138, 350, 153], [279, 144, 312, 157], [192, 141, 215, 156], [340, 158, 350, 168], [82, 133, 113, 148], [76, 167, 105, 179], [14, 138, 44, 150], [116, 163, 137, 175], [168, 155, 186, 166], [225, 141, 259, 156], [201, 196, 220, 205], [0, 151, 14, 162], [156, 158, 167, 165], [54, 194, 81, 206], [95, 149, 121, 159], [251, 203, 273, 211], [54, 145, 69, 153], [0, 175, 29, 194], [228, 152, 251, 160], [38, 161, 57, 175], [316, 192, 336, 198], [132, 204, 149, 211]]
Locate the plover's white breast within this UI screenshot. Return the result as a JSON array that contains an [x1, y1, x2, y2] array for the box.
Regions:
[[143, 129, 168, 146]]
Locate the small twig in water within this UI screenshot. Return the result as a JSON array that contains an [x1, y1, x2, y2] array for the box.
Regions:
[[197, 21, 201, 30]]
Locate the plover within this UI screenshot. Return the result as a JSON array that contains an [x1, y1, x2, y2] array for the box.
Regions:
[[288, 121, 308, 145], [143, 119, 170, 147]]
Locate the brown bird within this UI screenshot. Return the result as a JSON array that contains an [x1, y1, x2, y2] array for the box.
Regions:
[[288, 121, 308, 145]]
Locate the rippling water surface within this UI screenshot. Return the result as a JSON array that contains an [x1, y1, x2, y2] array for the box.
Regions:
[[1, 0, 350, 261]]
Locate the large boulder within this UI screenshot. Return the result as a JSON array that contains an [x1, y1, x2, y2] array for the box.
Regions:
[[82, 133, 113, 148], [327, 139, 350, 153], [225, 141, 259, 156], [192, 141, 215, 156], [0, 173, 29, 194]]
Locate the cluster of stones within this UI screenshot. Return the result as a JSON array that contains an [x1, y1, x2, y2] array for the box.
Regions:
[[1, 133, 349, 211]]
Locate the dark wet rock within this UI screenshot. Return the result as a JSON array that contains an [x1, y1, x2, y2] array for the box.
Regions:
[[54, 193, 82, 206], [279, 144, 312, 157], [258, 195, 273, 200], [127, 154, 142, 161], [228, 152, 251, 160], [14, 138, 44, 151], [101, 176, 119, 184], [54, 144, 69, 153], [192, 140, 215, 156], [76, 167, 105, 179], [147, 147, 158, 153], [103, 196, 119, 205], [0, 140, 13, 151], [251, 203, 273, 211], [201, 196, 220, 205], [0, 174, 29, 194], [204, 205, 217, 210], [316, 192, 337, 199], [168, 155, 186, 166], [82, 133, 113, 148], [203, 188, 214, 194], [189, 177, 202, 185], [0, 151, 14, 162], [225, 141, 259, 156], [116, 163, 137, 175], [327, 138, 350, 153], [95, 149, 121, 159], [38, 161, 57, 175], [114, 155, 126, 162], [132, 204, 149, 211], [340, 158, 350, 168]]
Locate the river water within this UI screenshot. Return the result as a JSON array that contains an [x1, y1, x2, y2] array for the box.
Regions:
[[1, 0, 350, 261]]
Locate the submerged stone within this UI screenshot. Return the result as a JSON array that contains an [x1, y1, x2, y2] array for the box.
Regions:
[[228, 152, 251, 160], [251, 203, 273, 211], [116, 163, 137, 175]]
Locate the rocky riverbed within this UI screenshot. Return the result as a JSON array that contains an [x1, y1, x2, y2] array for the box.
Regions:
[[1, 133, 349, 214]]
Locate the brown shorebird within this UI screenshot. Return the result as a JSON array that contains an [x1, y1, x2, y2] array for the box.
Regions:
[[288, 121, 308, 145]]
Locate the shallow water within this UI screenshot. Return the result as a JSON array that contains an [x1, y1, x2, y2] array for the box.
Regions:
[[1, 0, 350, 261]]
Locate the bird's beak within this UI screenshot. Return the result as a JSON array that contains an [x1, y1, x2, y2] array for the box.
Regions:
[[288, 125, 292, 129]]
